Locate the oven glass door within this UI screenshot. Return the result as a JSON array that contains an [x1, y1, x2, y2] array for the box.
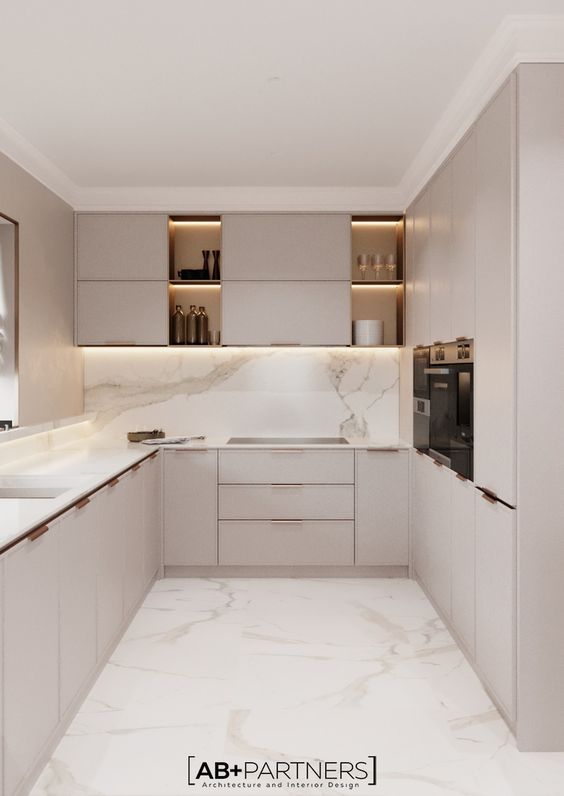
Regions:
[[413, 348, 430, 399], [428, 364, 473, 479]]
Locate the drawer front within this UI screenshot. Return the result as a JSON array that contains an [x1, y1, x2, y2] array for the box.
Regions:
[[219, 521, 354, 566], [219, 485, 354, 520], [219, 449, 354, 484]]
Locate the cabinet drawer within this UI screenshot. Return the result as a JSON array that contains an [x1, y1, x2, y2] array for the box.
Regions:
[[219, 484, 354, 520], [221, 281, 351, 345], [219, 520, 354, 565], [219, 449, 354, 484]]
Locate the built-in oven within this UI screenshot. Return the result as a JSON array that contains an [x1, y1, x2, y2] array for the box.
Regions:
[[413, 346, 430, 451], [425, 340, 474, 480]]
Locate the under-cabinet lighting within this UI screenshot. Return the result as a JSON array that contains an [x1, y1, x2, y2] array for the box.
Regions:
[[352, 284, 399, 288], [169, 284, 222, 288], [172, 221, 221, 226], [351, 221, 399, 226]]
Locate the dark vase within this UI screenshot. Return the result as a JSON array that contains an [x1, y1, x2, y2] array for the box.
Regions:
[[202, 250, 211, 279], [212, 250, 220, 280]]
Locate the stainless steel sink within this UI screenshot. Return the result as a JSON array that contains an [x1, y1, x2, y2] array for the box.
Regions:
[[227, 437, 349, 445]]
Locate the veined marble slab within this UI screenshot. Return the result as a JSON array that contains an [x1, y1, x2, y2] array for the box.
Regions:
[[84, 347, 400, 441]]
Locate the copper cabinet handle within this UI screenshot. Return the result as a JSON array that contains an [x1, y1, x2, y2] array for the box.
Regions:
[[270, 520, 303, 525], [174, 448, 209, 453], [482, 492, 497, 505], [76, 497, 90, 510], [455, 336, 468, 342], [367, 447, 399, 452], [270, 484, 304, 488], [415, 449, 424, 456], [28, 524, 49, 542], [131, 464, 142, 471], [270, 449, 304, 454], [108, 478, 120, 488], [433, 459, 443, 468], [148, 451, 159, 459], [456, 473, 468, 482], [433, 340, 443, 346]]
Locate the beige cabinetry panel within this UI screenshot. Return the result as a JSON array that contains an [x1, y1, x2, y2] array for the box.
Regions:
[[355, 450, 409, 565], [450, 472, 475, 655], [451, 132, 476, 340], [475, 492, 516, 720], [474, 78, 516, 506], [164, 450, 218, 566], [219, 521, 354, 566], [221, 213, 351, 280], [77, 281, 169, 346], [219, 449, 354, 485], [219, 484, 354, 521], [96, 484, 125, 656], [58, 500, 98, 716], [429, 165, 452, 345], [143, 453, 162, 583], [3, 528, 59, 796], [122, 467, 146, 616], [222, 281, 351, 346], [77, 213, 168, 280], [412, 191, 431, 347]]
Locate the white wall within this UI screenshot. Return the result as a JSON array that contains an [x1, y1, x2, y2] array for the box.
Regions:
[[84, 347, 400, 442], [0, 152, 82, 425], [0, 220, 17, 423]]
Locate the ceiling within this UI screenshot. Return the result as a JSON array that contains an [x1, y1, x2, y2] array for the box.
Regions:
[[1, 1, 564, 207]]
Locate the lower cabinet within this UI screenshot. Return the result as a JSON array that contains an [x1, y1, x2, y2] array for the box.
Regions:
[[164, 450, 218, 565], [143, 452, 162, 583], [96, 482, 126, 657], [451, 473, 476, 655], [355, 450, 409, 565], [219, 521, 354, 566], [59, 499, 98, 717], [475, 491, 516, 720], [123, 466, 147, 616], [3, 525, 60, 796]]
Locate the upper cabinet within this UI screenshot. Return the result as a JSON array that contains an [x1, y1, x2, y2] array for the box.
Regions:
[[429, 164, 452, 345], [474, 78, 516, 505], [451, 132, 476, 340], [76, 214, 168, 280], [221, 213, 351, 280], [412, 191, 431, 347]]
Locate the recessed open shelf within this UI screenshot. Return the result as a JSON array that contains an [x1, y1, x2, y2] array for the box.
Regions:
[[351, 215, 405, 346]]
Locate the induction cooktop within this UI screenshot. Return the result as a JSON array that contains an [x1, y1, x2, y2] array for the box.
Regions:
[[227, 437, 349, 445]]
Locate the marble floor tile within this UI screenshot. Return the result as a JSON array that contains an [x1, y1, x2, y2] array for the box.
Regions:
[[31, 579, 564, 796]]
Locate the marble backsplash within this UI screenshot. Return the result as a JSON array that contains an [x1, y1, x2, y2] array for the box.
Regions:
[[83, 347, 400, 441]]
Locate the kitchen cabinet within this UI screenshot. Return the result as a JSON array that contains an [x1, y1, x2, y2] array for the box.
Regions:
[[221, 281, 351, 346], [76, 213, 168, 281], [221, 213, 350, 281], [77, 281, 169, 346], [58, 499, 98, 717], [96, 482, 125, 656], [219, 521, 354, 566], [355, 450, 409, 565], [450, 472, 475, 655], [219, 484, 354, 521], [451, 131, 476, 340], [143, 452, 162, 584], [219, 449, 354, 485], [404, 207, 415, 347], [474, 77, 517, 506], [123, 466, 146, 616], [3, 526, 59, 796], [411, 452, 451, 618], [475, 490, 516, 720], [429, 165, 452, 345], [412, 190, 431, 347], [164, 450, 218, 566]]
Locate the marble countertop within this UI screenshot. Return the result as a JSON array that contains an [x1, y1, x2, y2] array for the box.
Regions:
[[141, 436, 410, 450], [0, 442, 155, 555]]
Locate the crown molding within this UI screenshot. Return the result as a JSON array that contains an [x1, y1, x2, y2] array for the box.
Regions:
[[0, 15, 563, 212], [399, 14, 564, 208], [0, 115, 77, 207], [71, 185, 405, 213]]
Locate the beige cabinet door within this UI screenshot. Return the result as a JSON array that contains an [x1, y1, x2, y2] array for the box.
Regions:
[[77, 213, 168, 280], [3, 528, 59, 796], [425, 458, 452, 618], [222, 281, 351, 345], [451, 131, 476, 340], [164, 450, 218, 566], [143, 453, 162, 584], [450, 472, 475, 655], [97, 483, 125, 656], [123, 467, 146, 616], [474, 77, 517, 506], [475, 491, 516, 720], [219, 449, 354, 485], [221, 213, 351, 280], [411, 451, 431, 585], [58, 500, 98, 717], [429, 164, 452, 345], [77, 280, 169, 346], [355, 450, 409, 565], [404, 206, 415, 347], [412, 191, 431, 347]]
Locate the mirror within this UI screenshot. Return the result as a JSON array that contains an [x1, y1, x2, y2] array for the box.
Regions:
[[0, 213, 18, 429]]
